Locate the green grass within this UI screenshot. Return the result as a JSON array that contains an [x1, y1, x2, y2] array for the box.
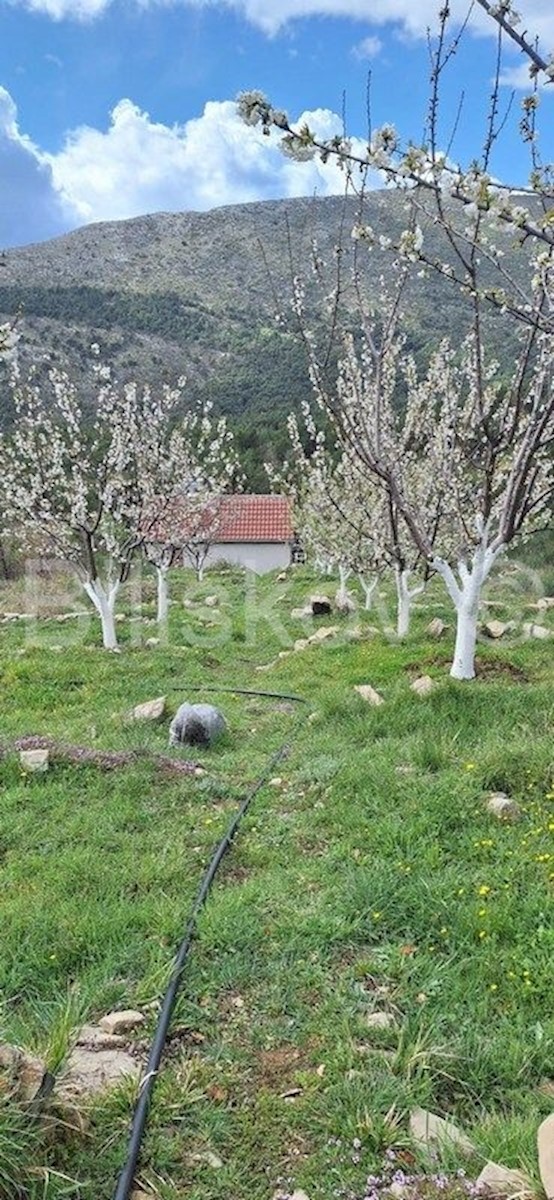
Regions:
[[0, 563, 553, 1199]]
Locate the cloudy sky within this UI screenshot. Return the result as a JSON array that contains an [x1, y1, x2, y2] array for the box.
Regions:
[[0, 0, 553, 247]]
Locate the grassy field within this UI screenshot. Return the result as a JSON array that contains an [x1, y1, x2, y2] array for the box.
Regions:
[[0, 562, 553, 1200]]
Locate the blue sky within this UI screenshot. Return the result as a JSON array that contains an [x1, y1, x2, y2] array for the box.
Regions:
[[0, 0, 552, 247]]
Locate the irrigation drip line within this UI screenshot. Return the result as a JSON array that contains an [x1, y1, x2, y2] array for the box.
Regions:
[[112, 685, 309, 1200]]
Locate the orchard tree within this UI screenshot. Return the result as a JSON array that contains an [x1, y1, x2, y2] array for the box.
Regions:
[[1, 350, 187, 650], [143, 407, 242, 623]]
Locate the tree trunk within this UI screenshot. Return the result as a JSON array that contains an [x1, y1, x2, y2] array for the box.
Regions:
[[337, 565, 352, 604], [433, 539, 504, 680], [83, 577, 120, 650], [197, 561, 205, 583], [358, 574, 378, 611], [395, 568, 412, 637], [156, 566, 169, 624]]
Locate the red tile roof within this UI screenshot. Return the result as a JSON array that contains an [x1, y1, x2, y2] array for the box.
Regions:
[[215, 495, 293, 543], [146, 494, 293, 545]]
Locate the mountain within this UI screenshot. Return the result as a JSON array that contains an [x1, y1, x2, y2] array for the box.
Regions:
[[0, 192, 529, 489]]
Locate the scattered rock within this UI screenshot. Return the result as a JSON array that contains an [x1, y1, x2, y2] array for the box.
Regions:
[[523, 623, 550, 640], [204, 595, 219, 607], [114, 614, 126, 624], [366, 1012, 396, 1031], [310, 594, 332, 615], [538, 1114, 554, 1200], [128, 696, 166, 722], [191, 1151, 224, 1169], [75, 1024, 128, 1050], [294, 638, 310, 652], [99, 1010, 146, 1036], [144, 637, 160, 648], [354, 684, 384, 706], [409, 1107, 476, 1159], [484, 620, 509, 639], [538, 1079, 554, 1099], [278, 650, 292, 659], [335, 590, 357, 615], [291, 606, 310, 619], [269, 777, 283, 788], [183, 598, 195, 609], [388, 1183, 415, 1200], [410, 675, 437, 697], [59, 1045, 141, 1101], [0, 1043, 46, 1101], [476, 1162, 534, 1198], [486, 792, 521, 822], [427, 618, 448, 638], [169, 703, 226, 748], [276, 571, 288, 581], [19, 748, 49, 773], [308, 625, 339, 643]]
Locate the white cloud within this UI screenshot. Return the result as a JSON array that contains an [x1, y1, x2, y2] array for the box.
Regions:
[[47, 98, 373, 226], [352, 34, 383, 60], [0, 87, 77, 246], [6, 0, 554, 44]]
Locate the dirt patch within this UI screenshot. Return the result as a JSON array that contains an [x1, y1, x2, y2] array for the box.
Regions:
[[254, 1044, 311, 1089], [403, 657, 528, 682]]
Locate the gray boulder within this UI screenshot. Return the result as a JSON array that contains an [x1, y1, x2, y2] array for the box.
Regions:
[[169, 703, 226, 748]]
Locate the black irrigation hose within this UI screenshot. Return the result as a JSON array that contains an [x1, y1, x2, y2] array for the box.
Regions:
[[113, 687, 309, 1200]]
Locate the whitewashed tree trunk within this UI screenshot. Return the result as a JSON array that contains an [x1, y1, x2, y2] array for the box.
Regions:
[[83, 576, 120, 650], [358, 573, 379, 611], [197, 562, 205, 583], [156, 566, 169, 624], [337, 564, 352, 603], [433, 537, 505, 680], [395, 568, 424, 637]]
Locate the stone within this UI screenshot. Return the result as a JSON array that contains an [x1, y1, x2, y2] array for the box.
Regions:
[[75, 1024, 127, 1049], [169, 703, 226, 748], [291, 606, 311, 619], [388, 1184, 415, 1200], [476, 1162, 534, 1198], [366, 1012, 396, 1030], [538, 1114, 554, 1200], [269, 777, 283, 788], [0, 1043, 46, 1101], [145, 637, 160, 648], [486, 792, 521, 822], [129, 696, 166, 722], [409, 1107, 476, 1159], [131, 1192, 154, 1200], [335, 591, 357, 615], [354, 684, 384, 706], [310, 594, 332, 615], [191, 1151, 224, 1169], [427, 618, 447, 638], [294, 638, 310, 652], [276, 571, 288, 581], [410, 675, 437, 697], [99, 1010, 146, 1035], [204, 595, 219, 607], [59, 1045, 141, 1101], [523, 623, 550, 640], [308, 625, 339, 644], [484, 620, 509, 639], [19, 748, 49, 773]]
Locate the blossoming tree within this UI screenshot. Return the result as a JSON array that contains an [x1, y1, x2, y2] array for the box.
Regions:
[[143, 407, 242, 623], [1, 350, 202, 649]]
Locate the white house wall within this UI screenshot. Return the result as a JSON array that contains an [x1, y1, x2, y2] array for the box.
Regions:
[[204, 542, 291, 574]]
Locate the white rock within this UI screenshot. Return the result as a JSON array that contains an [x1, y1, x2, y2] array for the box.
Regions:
[[291, 606, 311, 619], [476, 1162, 534, 1198], [145, 637, 160, 648], [409, 1107, 476, 1158], [294, 638, 310, 652], [19, 749, 49, 773], [276, 571, 288, 581], [191, 1151, 224, 1169], [523, 623, 550, 640], [486, 792, 521, 822], [410, 675, 437, 697], [128, 696, 166, 722], [354, 684, 384, 706], [538, 1114, 554, 1200], [99, 1010, 146, 1035], [366, 1012, 396, 1030], [308, 625, 339, 643], [484, 620, 509, 639], [269, 777, 283, 788], [427, 618, 448, 638], [204, 595, 219, 607], [75, 1024, 127, 1050]]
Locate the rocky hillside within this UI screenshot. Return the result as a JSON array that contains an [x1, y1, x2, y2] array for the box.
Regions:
[[0, 192, 529, 488]]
